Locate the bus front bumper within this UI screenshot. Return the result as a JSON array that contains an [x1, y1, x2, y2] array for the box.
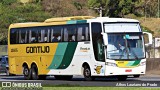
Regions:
[[105, 65, 146, 76]]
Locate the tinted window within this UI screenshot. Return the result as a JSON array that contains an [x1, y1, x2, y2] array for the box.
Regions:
[[10, 29, 18, 44], [51, 26, 63, 42], [91, 23, 105, 62], [10, 23, 90, 44]]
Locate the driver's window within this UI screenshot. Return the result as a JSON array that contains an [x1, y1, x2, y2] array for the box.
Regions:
[[97, 36, 105, 62]]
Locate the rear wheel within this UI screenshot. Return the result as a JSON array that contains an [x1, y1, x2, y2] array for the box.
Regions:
[[23, 66, 31, 80], [117, 75, 127, 81], [31, 64, 39, 80], [83, 65, 95, 81]]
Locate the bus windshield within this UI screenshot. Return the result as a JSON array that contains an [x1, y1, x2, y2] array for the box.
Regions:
[[106, 33, 145, 60]]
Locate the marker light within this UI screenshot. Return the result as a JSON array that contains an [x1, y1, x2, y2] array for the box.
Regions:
[[139, 61, 146, 66], [106, 62, 117, 67]]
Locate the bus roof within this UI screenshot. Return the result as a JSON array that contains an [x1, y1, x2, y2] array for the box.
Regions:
[[44, 16, 94, 23], [88, 17, 139, 23], [9, 16, 139, 29], [9, 16, 94, 29]]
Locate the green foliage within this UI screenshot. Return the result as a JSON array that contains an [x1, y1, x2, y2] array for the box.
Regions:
[[88, 0, 110, 16], [0, 0, 17, 5], [141, 26, 154, 34], [73, 2, 82, 10], [0, 1, 52, 44], [88, 0, 144, 17]]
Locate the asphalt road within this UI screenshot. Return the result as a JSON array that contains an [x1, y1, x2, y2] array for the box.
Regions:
[[0, 75, 160, 87]]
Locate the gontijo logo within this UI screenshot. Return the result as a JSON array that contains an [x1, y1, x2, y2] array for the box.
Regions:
[[26, 46, 50, 53]]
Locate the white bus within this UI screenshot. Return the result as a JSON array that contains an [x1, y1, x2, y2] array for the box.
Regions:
[[8, 16, 152, 80]]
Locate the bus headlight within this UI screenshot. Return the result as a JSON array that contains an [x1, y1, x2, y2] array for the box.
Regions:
[[106, 62, 117, 67], [140, 61, 146, 66]]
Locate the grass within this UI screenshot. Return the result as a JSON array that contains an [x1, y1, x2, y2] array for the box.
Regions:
[[138, 18, 160, 37], [42, 87, 160, 90], [0, 87, 160, 90]]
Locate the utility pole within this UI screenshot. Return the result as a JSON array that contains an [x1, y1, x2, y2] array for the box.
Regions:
[[158, 0, 159, 18], [145, 0, 151, 20], [92, 6, 105, 17]]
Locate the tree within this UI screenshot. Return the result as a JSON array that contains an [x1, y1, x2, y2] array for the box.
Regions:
[[88, 0, 110, 16], [88, 0, 144, 17]]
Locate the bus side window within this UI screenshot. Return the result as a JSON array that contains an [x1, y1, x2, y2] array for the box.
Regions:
[[64, 28, 68, 42], [77, 24, 89, 41], [24, 30, 28, 43], [77, 27, 83, 41], [10, 29, 18, 44], [51, 26, 62, 42], [85, 26, 90, 41], [41, 30, 45, 43], [20, 29, 26, 44], [47, 29, 50, 42], [43, 29, 49, 43], [29, 29, 37, 43], [19, 30, 22, 43], [68, 25, 77, 42]]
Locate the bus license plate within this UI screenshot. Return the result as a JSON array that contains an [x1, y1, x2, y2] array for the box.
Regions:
[[125, 69, 132, 72]]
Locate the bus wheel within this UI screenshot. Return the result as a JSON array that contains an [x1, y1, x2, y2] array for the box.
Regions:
[[117, 75, 127, 81], [23, 66, 31, 80], [31, 65, 39, 80], [83, 66, 94, 81]]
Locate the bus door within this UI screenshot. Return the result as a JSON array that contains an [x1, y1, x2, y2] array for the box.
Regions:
[[94, 35, 106, 76]]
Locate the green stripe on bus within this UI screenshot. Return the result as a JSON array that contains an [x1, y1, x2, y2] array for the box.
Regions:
[[126, 61, 135, 66], [57, 42, 78, 69], [67, 20, 87, 24], [48, 43, 68, 69], [131, 60, 141, 66]]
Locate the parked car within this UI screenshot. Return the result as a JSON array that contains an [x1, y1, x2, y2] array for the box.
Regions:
[[0, 55, 9, 75]]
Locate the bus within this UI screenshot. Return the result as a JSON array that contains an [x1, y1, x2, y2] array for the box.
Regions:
[[8, 16, 152, 80]]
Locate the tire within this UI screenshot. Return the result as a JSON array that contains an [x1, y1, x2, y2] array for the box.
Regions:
[[31, 65, 39, 80], [117, 75, 127, 81], [83, 65, 95, 81], [23, 66, 31, 80], [54, 75, 73, 80]]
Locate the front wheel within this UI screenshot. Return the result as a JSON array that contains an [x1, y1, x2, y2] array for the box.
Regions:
[[83, 66, 95, 81]]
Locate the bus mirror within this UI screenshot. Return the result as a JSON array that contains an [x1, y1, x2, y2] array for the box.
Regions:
[[101, 33, 108, 45], [143, 32, 152, 47]]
